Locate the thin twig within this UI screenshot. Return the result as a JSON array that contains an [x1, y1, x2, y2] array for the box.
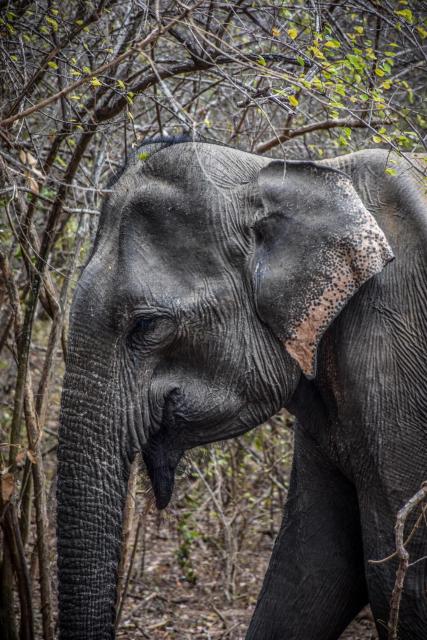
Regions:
[[388, 483, 427, 640]]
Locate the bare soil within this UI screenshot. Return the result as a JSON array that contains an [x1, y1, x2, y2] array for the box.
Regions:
[[117, 505, 378, 639]]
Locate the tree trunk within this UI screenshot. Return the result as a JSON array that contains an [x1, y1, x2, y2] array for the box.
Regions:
[[0, 550, 18, 640]]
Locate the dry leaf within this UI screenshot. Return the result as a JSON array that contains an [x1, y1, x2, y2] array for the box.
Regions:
[[26, 152, 37, 167], [32, 167, 44, 179], [26, 171, 39, 194], [1, 472, 15, 502], [19, 149, 27, 164], [27, 449, 36, 464]]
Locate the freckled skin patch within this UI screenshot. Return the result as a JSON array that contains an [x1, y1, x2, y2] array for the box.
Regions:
[[285, 228, 393, 377]]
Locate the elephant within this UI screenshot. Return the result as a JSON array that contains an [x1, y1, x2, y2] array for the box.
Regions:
[[57, 139, 427, 640]]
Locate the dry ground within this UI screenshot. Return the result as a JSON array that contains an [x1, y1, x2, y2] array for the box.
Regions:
[[117, 496, 378, 640]]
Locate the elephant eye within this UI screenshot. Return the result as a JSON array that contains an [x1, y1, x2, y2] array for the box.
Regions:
[[127, 314, 176, 353], [127, 317, 155, 346], [135, 317, 155, 333]]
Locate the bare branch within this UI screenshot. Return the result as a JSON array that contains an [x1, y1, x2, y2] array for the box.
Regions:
[[256, 118, 394, 154]]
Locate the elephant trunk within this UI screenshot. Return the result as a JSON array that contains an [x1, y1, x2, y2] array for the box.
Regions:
[[57, 335, 130, 640]]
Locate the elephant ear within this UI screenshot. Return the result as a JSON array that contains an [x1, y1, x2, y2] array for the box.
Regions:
[[253, 160, 394, 379]]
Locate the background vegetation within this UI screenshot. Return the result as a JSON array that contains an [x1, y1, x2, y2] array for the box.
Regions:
[[0, 1, 426, 638]]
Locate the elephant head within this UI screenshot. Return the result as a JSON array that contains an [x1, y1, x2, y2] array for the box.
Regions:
[[57, 140, 393, 638]]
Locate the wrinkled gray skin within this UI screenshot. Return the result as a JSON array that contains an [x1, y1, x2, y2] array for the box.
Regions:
[[57, 142, 427, 640]]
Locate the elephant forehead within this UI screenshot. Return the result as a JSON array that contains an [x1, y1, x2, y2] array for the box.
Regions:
[[118, 180, 250, 279], [122, 204, 228, 283], [124, 176, 233, 238]]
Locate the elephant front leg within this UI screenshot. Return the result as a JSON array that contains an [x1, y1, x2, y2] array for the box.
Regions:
[[246, 424, 368, 640]]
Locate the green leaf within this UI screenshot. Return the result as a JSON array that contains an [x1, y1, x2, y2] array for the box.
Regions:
[[324, 39, 340, 48], [375, 67, 385, 77], [311, 46, 325, 59], [138, 152, 150, 161], [395, 9, 414, 24], [312, 77, 324, 91], [385, 168, 397, 176], [90, 77, 102, 87], [346, 54, 364, 71], [287, 27, 298, 40], [372, 135, 382, 143], [55, 155, 67, 168], [288, 94, 299, 107], [257, 56, 267, 66], [46, 16, 58, 31], [48, 61, 58, 70]]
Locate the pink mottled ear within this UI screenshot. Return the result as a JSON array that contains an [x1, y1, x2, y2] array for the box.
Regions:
[[253, 160, 394, 378]]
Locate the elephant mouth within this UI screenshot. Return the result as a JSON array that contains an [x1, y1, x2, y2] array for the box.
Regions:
[[142, 437, 182, 510]]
